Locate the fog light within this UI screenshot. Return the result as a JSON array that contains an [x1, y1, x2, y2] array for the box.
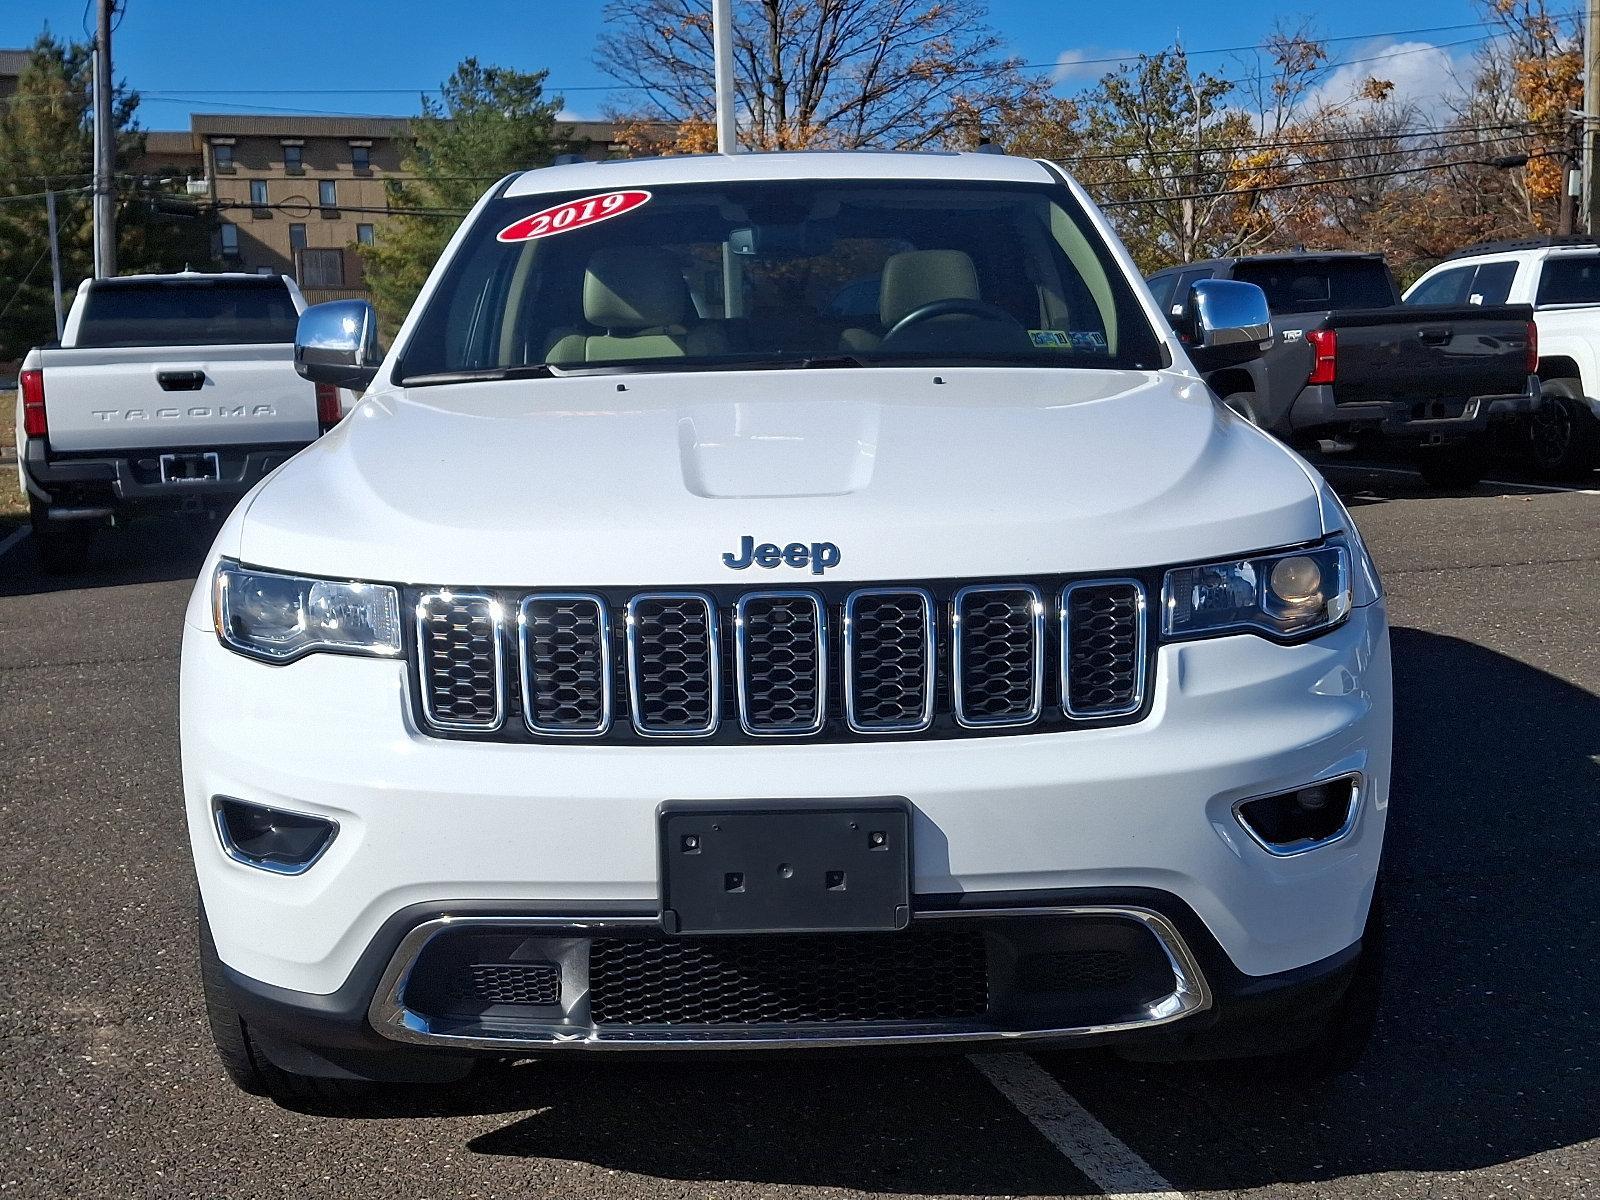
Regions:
[[1234, 776, 1359, 856], [214, 797, 337, 874]]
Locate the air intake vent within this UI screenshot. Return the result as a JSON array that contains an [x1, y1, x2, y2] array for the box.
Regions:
[[735, 591, 826, 735], [465, 962, 562, 1007], [519, 594, 611, 735], [416, 592, 504, 730], [626, 593, 720, 737], [952, 586, 1044, 728], [1061, 581, 1146, 718], [844, 589, 936, 733]]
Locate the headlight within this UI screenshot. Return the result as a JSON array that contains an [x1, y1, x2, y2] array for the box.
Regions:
[[1162, 539, 1352, 641], [213, 562, 402, 663]]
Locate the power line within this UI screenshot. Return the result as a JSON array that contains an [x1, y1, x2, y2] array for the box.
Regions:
[[1062, 119, 1563, 164], [1095, 148, 1562, 208]]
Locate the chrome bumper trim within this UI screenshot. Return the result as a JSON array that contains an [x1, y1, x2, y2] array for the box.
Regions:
[[366, 905, 1212, 1051]]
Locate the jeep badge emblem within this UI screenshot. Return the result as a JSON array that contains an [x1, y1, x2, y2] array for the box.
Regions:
[[722, 536, 841, 575]]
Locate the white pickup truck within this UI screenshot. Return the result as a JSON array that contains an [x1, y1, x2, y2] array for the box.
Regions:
[[15, 272, 342, 572], [181, 152, 1392, 1102], [1406, 237, 1600, 477]]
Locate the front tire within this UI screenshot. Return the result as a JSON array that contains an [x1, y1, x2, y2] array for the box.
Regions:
[[28, 495, 92, 575], [197, 901, 374, 1104], [1530, 379, 1600, 479]]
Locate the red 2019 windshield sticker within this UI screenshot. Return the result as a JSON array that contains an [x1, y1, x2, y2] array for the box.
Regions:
[[496, 190, 652, 243]]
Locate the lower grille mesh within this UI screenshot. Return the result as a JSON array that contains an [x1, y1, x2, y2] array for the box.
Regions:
[[587, 931, 988, 1025], [466, 962, 562, 1006]]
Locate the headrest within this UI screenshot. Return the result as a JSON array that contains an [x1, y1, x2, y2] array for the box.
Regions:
[[878, 249, 980, 327], [584, 246, 688, 331]]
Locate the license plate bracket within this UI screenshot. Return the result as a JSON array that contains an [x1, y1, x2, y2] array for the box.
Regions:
[[158, 452, 220, 484], [658, 799, 911, 936]]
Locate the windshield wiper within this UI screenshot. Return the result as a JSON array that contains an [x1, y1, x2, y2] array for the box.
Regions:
[[397, 363, 571, 387]]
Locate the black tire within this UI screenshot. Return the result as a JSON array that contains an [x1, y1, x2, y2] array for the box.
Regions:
[[197, 901, 375, 1105], [28, 495, 92, 575], [1415, 445, 1486, 490], [197, 903, 269, 1096], [1530, 378, 1600, 479], [1222, 392, 1260, 426]]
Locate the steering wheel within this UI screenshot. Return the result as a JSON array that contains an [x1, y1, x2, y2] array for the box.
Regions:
[[881, 297, 1020, 342]]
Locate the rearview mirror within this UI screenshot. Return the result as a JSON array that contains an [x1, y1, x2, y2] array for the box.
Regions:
[[1182, 279, 1273, 371], [295, 300, 381, 389]]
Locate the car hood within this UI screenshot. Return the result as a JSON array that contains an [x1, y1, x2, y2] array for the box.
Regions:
[[238, 367, 1326, 586]]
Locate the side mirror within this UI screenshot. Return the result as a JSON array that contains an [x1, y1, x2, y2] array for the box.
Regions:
[[1182, 279, 1273, 371], [295, 300, 380, 389]]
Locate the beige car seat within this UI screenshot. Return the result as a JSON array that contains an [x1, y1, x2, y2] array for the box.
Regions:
[[840, 249, 982, 353], [546, 247, 725, 364]]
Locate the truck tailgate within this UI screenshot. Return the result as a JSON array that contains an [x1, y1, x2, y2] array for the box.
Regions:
[[38, 344, 319, 452], [1325, 304, 1533, 406]]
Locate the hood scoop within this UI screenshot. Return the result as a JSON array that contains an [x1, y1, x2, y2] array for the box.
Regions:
[[678, 401, 880, 498]]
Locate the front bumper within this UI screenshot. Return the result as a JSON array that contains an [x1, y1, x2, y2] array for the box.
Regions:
[[182, 597, 1392, 1020]]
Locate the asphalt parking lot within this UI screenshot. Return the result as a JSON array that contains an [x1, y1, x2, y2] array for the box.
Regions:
[[1, 458, 1596, 1200]]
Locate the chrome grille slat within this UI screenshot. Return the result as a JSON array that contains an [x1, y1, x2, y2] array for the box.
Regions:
[[843, 588, 936, 733], [1061, 580, 1147, 719], [416, 591, 505, 731], [951, 585, 1045, 729], [735, 591, 827, 736], [626, 593, 721, 737], [519, 594, 612, 736]]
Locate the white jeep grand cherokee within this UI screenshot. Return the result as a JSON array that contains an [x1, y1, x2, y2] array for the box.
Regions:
[[181, 151, 1392, 1100]]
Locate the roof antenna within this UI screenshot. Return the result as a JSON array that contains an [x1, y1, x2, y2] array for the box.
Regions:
[[712, 0, 738, 154]]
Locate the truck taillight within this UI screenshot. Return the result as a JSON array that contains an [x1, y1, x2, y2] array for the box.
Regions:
[[1306, 329, 1337, 385], [1525, 320, 1539, 374], [315, 383, 341, 433], [20, 369, 47, 439]]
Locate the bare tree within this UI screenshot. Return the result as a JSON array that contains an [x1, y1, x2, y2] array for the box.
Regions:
[[597, 0, 1033, 152]]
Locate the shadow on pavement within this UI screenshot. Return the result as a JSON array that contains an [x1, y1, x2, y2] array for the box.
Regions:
[[1038, 625, 1600, 1191], [0, 517, 213, 598]]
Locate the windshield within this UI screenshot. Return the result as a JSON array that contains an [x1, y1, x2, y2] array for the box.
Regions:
[[395, 178, 1165, 382], [76, 278, 299, 348], [1231, 260, 1396, 314]]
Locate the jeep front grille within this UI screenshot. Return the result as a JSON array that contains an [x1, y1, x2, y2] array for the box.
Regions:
[[409, 577, 1151, 744]]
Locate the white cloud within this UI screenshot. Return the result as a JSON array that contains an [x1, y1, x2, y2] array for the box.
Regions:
[[1305, 39, 1471, 122], [1052, 49, 1137, 89]]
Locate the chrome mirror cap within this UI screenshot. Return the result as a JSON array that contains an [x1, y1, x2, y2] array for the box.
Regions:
[[295, 299, 381, 389], [1188, 278, 1273, 352]]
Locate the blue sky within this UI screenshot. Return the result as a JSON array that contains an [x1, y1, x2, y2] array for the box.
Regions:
[[1, 0, 1501, 130]]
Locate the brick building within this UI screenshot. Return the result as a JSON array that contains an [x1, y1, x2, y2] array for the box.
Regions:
[[135, 114, 626, 303]]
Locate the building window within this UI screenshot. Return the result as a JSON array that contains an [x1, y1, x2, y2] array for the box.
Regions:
[[318, 179, 338, 211], [249, 179, 269, 210], [356, 223, 375, 246], [298, 248, 345, 288], [219, 223, 240, 259], [212, 143, 234, 173], [284, 144, 303, 174], [289, 223, 308, 251], [351, 145, 370, 172]]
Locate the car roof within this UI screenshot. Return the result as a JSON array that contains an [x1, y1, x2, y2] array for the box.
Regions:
[[503, 150, 1057, 197]]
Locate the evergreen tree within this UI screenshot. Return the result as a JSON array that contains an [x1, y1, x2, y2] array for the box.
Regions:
[[359, 60, 566, 328], [0, 32, 207, 358]]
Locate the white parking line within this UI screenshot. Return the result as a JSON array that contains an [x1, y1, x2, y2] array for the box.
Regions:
[[972, 1052, 1187, 1199], [0, 524, 28, 562], [1319, 461, 1600, 495]]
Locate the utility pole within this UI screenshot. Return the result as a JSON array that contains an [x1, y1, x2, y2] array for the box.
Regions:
[[45, 189, 65, 339], [711, 0, 737, 155], [92, 0, 117, 278], [1584, 0, 1600, 234]]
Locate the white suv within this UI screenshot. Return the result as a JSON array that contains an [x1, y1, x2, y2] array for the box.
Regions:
[[1407, 238, 1600, 476], [181, 151, 1392, 1101]]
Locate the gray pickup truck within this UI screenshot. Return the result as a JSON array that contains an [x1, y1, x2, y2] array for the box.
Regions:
[[1148, 252, 1540, 487]]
